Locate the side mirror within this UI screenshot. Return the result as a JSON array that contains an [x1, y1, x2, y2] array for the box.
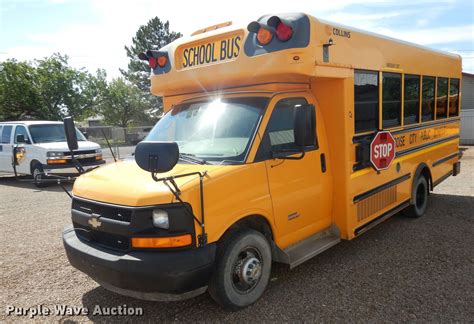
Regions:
[[294, 104, 317, 148], [64, 117, 78, 151], [135, 141, 179, 173], [16, 134, 25, 143]]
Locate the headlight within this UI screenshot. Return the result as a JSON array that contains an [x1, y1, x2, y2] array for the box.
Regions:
[[152, 209, 169, 229], [95, 148, 102, 154], [47, 151, 65, 158]]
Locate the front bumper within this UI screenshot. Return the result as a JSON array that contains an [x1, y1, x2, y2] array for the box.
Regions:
[[63, 225, 216, 301], [43, 160, 105, 175]]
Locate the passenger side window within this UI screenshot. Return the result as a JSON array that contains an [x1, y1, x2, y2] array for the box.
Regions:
[[382, 72, 401, 128], [1, 125, 13, 144], [255, 97, 314, 161], [436, 77, 448, 119], [14, 126, 31, 144], [421, 76, 435, 122], [449, 78, 460, 117], [404, 75, 420, 125], [267, 98, 309, 151], [354, 70, 379, 133]]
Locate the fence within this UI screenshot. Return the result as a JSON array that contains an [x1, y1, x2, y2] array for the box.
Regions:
[[460, 110, 474, 145], [78, 126, 154, 160]]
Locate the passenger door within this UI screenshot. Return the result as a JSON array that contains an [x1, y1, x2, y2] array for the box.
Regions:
[[13, 125, 32, 174], [0, 125, 14, 173], [256, 94, 332, 247]]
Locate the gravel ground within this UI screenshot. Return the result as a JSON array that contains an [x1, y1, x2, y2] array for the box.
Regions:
[[1, 149, 473, 322]]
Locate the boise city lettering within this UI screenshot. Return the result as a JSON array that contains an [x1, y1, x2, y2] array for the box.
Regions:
[[182, 36, 241, 68]]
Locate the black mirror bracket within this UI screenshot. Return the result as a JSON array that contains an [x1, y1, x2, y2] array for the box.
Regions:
[[152, 171, 208, 247], [271, 149, 306, 160]]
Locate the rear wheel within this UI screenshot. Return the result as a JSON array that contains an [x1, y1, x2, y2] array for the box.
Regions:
[[208, 229, 272, 311], [31, 163, 48, 188], [404, 175, 429, 218]]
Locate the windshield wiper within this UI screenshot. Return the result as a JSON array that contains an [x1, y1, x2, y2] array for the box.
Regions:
[[179, 153, 209, 165]]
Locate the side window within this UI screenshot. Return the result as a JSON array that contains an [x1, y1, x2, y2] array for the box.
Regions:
[[1, 125, 13, 144], [404, 74, 420, 125], [449, 78, 460, 117], [354, 70, 379, 133], [421, 76, 435, 122], [382, 72, 401, 128], [255, 97, 313, 161], [267, 98, 309, 151], [14, 126, 30, 143], [436, 77, 448, 119]]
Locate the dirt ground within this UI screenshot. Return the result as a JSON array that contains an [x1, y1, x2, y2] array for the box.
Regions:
[[1, 148, 473, 322]]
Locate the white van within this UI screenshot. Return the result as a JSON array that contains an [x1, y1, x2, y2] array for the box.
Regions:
[[0, 121, 104, 185]]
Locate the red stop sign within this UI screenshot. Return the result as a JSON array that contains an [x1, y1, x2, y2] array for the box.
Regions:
[[370, 131, 396, 171]]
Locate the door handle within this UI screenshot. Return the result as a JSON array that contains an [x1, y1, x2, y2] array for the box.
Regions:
[[320, 153, 326, 173]]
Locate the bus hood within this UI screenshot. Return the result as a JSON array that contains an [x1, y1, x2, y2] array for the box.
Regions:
[[72, 159, 223, 206]]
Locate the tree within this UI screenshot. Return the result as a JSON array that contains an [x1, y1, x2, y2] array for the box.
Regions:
[[0, 54, 106, 121], [0, 59, 41, 120], [99, 78, 151, 128], [121, 17, 182, 117]]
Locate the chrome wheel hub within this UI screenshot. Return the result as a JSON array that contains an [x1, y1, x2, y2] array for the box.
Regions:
[[241, 257, 262, 284]]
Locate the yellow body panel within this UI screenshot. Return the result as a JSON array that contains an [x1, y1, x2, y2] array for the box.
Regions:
[[73, 13, 462, 249]]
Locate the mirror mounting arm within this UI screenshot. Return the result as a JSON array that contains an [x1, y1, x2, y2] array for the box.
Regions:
[[152, 171, 208, 247], [271, 149, 306, 160]]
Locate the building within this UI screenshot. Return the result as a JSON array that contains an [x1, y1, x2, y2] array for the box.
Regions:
[[460, 72, 474, 145]]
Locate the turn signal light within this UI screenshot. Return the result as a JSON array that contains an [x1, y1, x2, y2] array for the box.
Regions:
[[95, 154, 103, 161], [131, 234, 192, 248], [47, 159, 67, 164]]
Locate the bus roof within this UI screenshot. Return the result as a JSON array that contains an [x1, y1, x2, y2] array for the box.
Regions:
[[148, 13, 462, 100]]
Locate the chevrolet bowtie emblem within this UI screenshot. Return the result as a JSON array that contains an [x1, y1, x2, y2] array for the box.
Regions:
[[88, 214, 102, 229]]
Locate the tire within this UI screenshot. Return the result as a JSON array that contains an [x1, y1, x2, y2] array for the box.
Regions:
[[31, 163, 48, 188], [404, 175, 429, 218], [208, 229, 272, 311]]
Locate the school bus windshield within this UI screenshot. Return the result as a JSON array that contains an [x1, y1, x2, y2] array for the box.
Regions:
[[146, 97, 268, 163]]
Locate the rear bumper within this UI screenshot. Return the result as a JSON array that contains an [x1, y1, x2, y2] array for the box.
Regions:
[[43, 160, 105, 175], [62, 225, 216, 301]]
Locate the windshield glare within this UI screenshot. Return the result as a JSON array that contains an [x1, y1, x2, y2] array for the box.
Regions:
[[146, 97, 268, 163], [29, 124, 86, 143]]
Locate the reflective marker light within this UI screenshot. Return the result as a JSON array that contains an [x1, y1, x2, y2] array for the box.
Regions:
[[247, 21, 273, 46], [131, 234, 192, 248], [257, 28, 273, 45], [152, 209, 169, 229], [157, 55, 168, 68]]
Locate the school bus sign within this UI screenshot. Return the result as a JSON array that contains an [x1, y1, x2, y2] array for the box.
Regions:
[[370, 131, 396, 171]]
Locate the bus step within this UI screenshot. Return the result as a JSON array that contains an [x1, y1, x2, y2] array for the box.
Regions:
[[282, 225, 340, 269]]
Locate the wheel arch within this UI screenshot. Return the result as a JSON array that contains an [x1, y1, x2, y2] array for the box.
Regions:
[[412, 163, 433, 203], [30, 159, 43, 174]]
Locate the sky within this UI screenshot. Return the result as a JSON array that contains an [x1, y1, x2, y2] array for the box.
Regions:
[[1, 0, 473, 78]]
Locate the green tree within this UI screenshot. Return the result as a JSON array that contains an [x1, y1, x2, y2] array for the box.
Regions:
[[121, 17, 182, 117], [0, 59, 41, 120], [0, 54, 107, 121], [100, 78, 151, 128]]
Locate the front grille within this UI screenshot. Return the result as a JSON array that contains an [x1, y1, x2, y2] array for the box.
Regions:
[[73, 222, 130, 251], [72, 198, 132, 222], [64, 150, 96, 156]]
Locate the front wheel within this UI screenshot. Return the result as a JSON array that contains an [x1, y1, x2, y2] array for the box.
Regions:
[[31, 163, 48, 188], [208, 229, 272, 311], [404, 175, 429, 218]]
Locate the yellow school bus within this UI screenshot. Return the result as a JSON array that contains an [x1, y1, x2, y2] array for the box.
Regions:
[[63, 13, 462, 310]]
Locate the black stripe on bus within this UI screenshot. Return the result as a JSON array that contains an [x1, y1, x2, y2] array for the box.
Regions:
[[432, 151, 460, 167], [353, 173, 411, 204], [352, 117, 460, 144], [433, 170, 453, 187], [396, 135, 460, 158], [354, 199, 411, 236]]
